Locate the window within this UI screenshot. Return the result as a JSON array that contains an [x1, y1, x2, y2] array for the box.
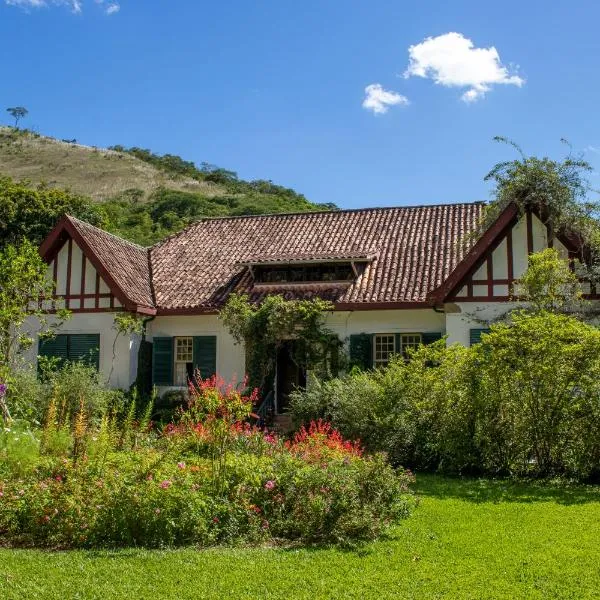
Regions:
[[399, 334, 422, 359], [174, 337, 194, 385], [470, 328, 491, 346], [38, 334, 100, 371], [254, 262, 356, 284], [374, 334, 396, 367], [373, 333, 423, 367]]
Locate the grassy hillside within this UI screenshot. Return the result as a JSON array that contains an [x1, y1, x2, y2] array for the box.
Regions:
[[0, 127, 334, 245], [0, 127, 223, 202]]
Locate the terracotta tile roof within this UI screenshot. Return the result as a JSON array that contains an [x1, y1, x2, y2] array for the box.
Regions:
[[149, 203, 485, 311], [66, 216, 154, 309]]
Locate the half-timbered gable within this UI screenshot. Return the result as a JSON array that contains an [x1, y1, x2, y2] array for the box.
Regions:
[[46, 237, 124, 312], [430, 205, 597, 304], [39, 215, 155, 314]]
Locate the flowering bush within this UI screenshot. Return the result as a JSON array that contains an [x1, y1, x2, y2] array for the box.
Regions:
[[0, 373, 415, 548], [285, 419, 363, 463]]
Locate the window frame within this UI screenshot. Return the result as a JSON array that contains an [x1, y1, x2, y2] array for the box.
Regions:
[[373, 333, 396, 368], [174, 336, 194, 386], [398, 333, 423, 360], [372, 332, 424, 367]]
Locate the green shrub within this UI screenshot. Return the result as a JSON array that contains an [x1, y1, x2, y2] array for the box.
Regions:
[[44, 362, 125, 425], [0, 424, 39, 478], [4, 369, 45, 425], [291, 312, 600, 480], [473, 311, 600, 478]]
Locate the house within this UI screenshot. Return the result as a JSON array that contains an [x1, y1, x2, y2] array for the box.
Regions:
[[30, 201, 595, 412]]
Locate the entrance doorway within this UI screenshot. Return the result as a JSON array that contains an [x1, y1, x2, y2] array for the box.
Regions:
[[275, 341, 306, 414]]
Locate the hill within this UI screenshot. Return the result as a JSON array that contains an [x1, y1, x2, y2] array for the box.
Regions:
[[0, 127, 334, 245]]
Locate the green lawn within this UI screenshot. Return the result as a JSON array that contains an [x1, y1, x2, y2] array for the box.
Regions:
[[1, 475, 599, 599]]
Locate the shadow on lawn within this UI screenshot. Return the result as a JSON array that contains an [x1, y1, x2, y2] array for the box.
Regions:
[[414, 473, 600, 506]]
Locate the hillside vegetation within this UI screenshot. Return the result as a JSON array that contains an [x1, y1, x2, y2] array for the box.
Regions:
[[0, 127, 334, 245]]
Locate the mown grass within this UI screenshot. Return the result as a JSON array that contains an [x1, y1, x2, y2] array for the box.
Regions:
[[1, 474, 598, 599]]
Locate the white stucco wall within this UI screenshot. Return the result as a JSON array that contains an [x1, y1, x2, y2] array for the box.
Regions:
[[444, 302, 519, 347], [24, 313, 138, 389], [324, 308, 446, 347]]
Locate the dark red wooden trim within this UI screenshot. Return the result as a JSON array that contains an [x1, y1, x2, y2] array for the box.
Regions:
[[110, 294, 115, 309], [56, 293, 113, 300], [52, 257, 58, 287], [80, 255, 86, 297], [487, 256, 493, 297], [95, 272, 100, 309], [471, 279, 510, 285], [526, 211, 534, 254], [334, 301, 431, 311], [65, 239, 73, 309], [154, 300, 433, 316], [45, 307, 127, 315], [428, 203, 519, 304]]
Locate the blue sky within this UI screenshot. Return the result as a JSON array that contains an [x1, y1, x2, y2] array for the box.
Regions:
[[2, 0, 600, 208]]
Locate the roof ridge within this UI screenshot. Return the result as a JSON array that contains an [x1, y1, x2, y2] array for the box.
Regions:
[[65, 214, 149, 251], [150, 201, 489, 250]]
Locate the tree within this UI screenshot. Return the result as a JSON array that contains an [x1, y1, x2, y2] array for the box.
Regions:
[[518, 248, 583, 313], [475, 311, 600, 477], [484, 137, 600, 259], [0, 176, 103, 248], [6, 106, 28, 128], [0, 240, 70, 421]]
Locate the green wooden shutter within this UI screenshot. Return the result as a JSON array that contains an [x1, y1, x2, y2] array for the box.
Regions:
[[38, 334, 69, 372], [152, 337, 173, 386], [193, 336, 217, 379], [469, 328, 491, 346], [349, 334, 373, 370], [394, 334, 401, 357], [422, 332, 443, 345], [68, 334, 100, 369]]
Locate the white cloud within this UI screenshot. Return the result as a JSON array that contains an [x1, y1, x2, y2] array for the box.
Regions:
[[403, 32, 524, 102], [5, 0, 119, 13], [362, 83, 409, 115]]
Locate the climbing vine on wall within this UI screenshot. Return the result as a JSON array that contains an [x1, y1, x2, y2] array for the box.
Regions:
[[219, 294, 342, 394]]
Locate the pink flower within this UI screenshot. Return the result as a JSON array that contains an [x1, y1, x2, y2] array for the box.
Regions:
[[177, 462, 186, 470], [264, 480, 276, 491], [55, 475, 63, 482], [212, 516, 219, 523], [159, 480, 172, 489]]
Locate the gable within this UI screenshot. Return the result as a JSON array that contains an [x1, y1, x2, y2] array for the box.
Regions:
[[444, 210, 597, 302], [39, 215, 156, 314], [47, 237, 124, 312]]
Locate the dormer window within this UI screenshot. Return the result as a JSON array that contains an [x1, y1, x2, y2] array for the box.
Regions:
[[254, 262, 356, 284], [240, 253, 376, 287]]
